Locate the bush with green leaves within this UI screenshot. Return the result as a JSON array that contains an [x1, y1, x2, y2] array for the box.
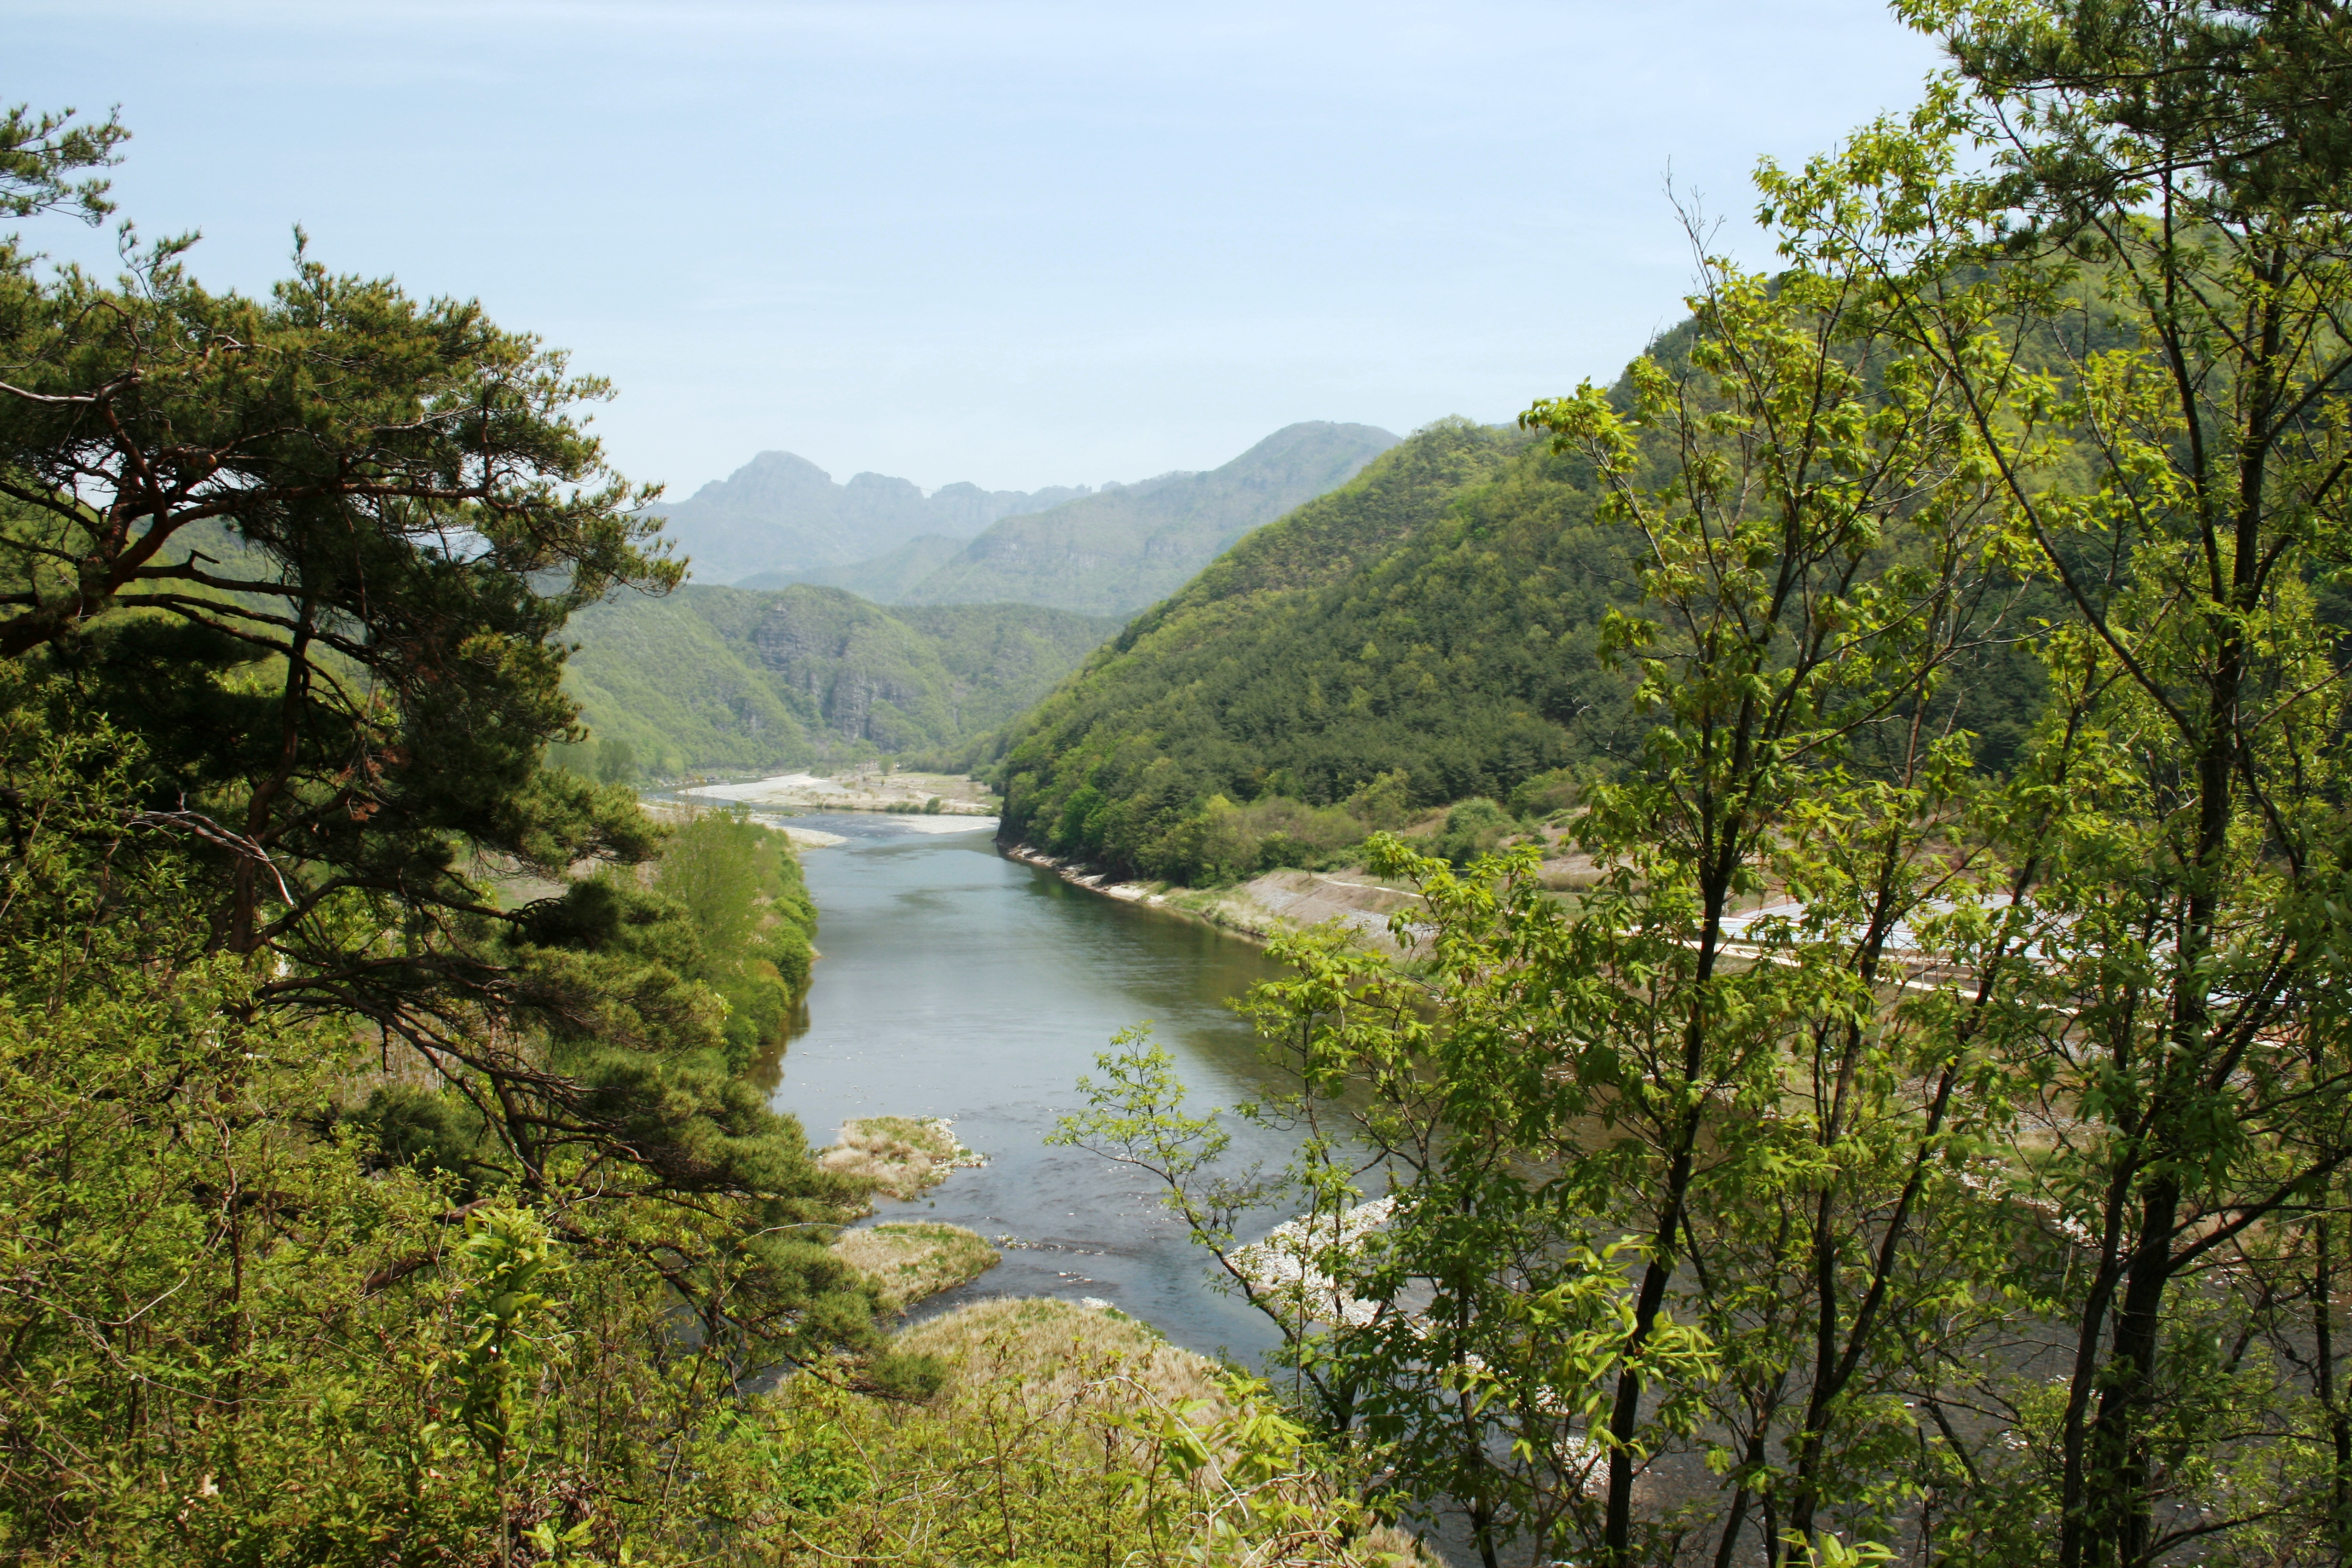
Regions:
[[0, 682, 922, 1564], [652, 810, 816, 1071]]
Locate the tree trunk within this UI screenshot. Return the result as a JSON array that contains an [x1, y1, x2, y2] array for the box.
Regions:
[[2320, 1213, 2349, 1562]]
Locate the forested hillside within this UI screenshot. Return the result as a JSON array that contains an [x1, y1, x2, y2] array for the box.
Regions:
[[738, 531, 965, 600], [993, 406, 2045, 884], [1048, 1, 2352, 1555], [563, 582, 1121, 776], [898, 420, 1398, 614], [17, 0, 2352, 1558], [992, 419, 1600, 877]]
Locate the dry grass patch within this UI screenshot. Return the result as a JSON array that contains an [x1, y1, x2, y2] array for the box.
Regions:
[[758, 1298, 1440, 1567], [905, 1301, 1449, 1560], [817, 1115, 983, 1206], [898, 1295, 1232, 1412], [831, 1221, 998, 1313]]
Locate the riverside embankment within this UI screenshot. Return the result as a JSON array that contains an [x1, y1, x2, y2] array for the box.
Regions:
[[998, 840, 1428, 952]]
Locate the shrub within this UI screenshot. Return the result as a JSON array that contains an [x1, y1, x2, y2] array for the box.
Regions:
[[1426, 797, 1515, 865], [757, 1299, 1433, 1568]]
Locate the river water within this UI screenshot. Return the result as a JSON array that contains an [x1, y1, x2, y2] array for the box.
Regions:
[[763, 811, 1301, 1363]]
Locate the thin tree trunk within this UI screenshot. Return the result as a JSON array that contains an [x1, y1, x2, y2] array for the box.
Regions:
[[2319, 1212, 2348, 1561], [2087, 1175, 2181, 1567], [2057, 1162, 2135, 1568], [1603, 1109, 1702, 1563]]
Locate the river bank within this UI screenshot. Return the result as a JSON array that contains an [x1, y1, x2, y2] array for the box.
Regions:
[[998, 839, 1426, 953], [679, 767, 998, 815]]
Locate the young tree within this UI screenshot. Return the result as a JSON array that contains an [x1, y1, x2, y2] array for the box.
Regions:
[[1521, 235, 2024, 1568], [1756, 2, 2352, 1557], [1067, 234, 2033, 1567]]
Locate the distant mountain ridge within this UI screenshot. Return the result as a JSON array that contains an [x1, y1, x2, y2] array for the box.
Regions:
[[563, 423, 1403, 773], [650, 452, 1091, 586], [741, 535, 969, 602], [898, 422, 1399, 616], [648, 422, 1400, 615]]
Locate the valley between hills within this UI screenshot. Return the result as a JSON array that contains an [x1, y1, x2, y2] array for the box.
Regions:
[[15, 13, 2351, 1560]]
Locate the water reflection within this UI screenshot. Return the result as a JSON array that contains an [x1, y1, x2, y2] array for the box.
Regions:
[[767, 812, 1298, 1361]]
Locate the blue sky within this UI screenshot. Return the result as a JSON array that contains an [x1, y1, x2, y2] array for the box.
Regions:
[[13, 1, 1945, 498]]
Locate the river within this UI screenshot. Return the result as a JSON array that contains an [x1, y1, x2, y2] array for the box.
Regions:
[[763, 811, 1302, 1362]]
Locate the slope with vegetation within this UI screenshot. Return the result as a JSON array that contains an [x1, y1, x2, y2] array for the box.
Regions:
[[742, 529, 966, 601], [759, 1296, 1427, 1566], [11, 0, 2352, 1557], [559, 581, 1122, 777], [898, 420, 1400, 615], [1056, 3, 2352, 1565], [990, 417, 1604, 881], [0, 100, 943, 1560], [994, 412, 2039, 887], [0, 99, 1419, 1567]]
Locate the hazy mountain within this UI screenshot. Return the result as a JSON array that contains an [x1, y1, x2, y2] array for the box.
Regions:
[[561, 583, 1122, 775], [648, 452, 1089, 585], [896, 422, 1400, 615], [737, 534, 966, 602]]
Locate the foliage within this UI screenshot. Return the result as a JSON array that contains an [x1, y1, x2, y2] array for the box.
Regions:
[[1420, 796, 1514, 866], [1178, 792, 1405, 885], [993, 419, 1645, 884], [1060, 8, 2352, 1560], [0, 128, 935, 1564], [0, 685, 905, 1564], [992, 390, 2047, 889], [0, 195, 740, 1198], [1747, 0, 2352, 1559], [653, 809, 816, 1071], [0, 101, 125, 222], [758, 1298, 1425, 1568], [1063, 218, 2036, 1566], [558, 582, 1123, 777]]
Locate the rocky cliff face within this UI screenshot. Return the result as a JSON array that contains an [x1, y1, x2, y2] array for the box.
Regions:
[[746, 596, 930, 745]]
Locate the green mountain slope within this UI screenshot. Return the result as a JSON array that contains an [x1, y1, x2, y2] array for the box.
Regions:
[[993, 408, 2048, 886], [561, 584, 1121, 777], [898, 422, 1399, 615], [739, 534, 967, 601], [990, 419, 1641, 881]]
